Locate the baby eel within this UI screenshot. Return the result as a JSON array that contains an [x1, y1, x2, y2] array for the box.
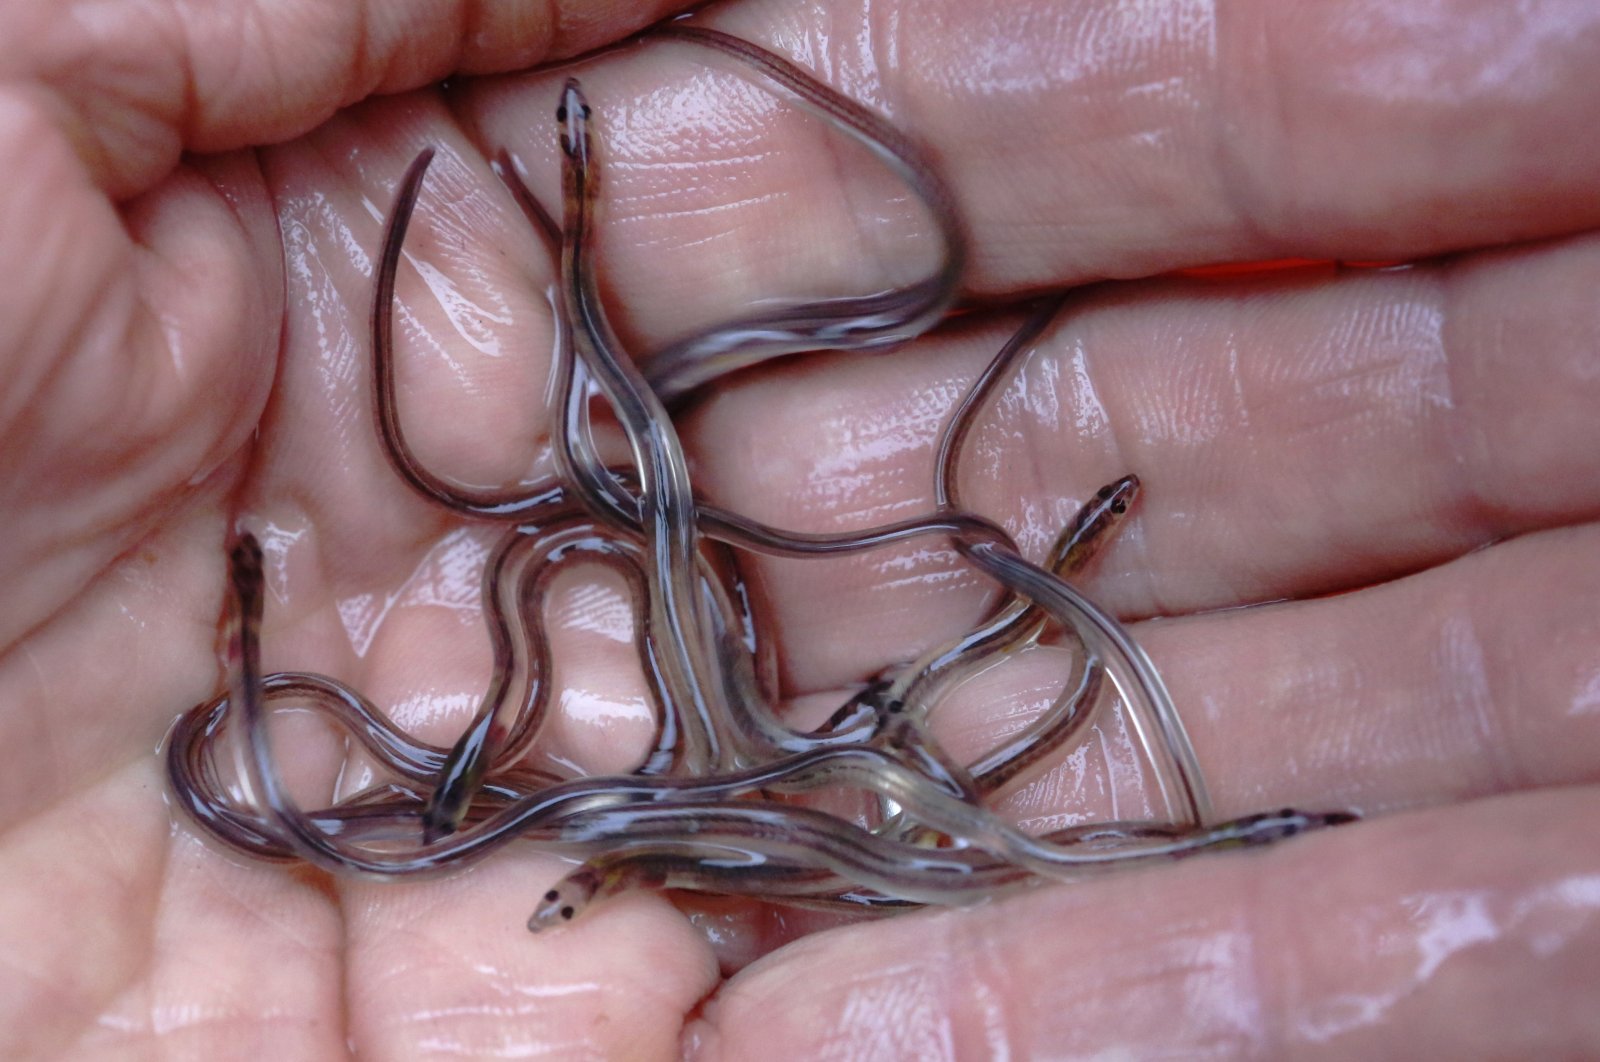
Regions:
[[884, 474, 1141, 802], [162, 34, 1368, 921], [642, 25, 969, 405], [527, 803, 1355, 930], [212, 529, 1337, 880], [382, 141, 744, 824], [370, 150, 757, 827], [556, 78, 735, 776], [378, 144, 992, 825], [375, 172, 1034, 824], [174, 539, 1071, 870], [541, 82, 1007, 785], [553, 80, 1003, 773], [421, 519, 661, 842], [381, 130, 1012, 754], [421, 503, 808, 838], [372, 148, 569, 519], [926, 474, 1142, 692], [931, 294, 1213, 827], [539, 76, 1188, 817], [381, 150, 1005, 569], [180, 532, 1354, 924]]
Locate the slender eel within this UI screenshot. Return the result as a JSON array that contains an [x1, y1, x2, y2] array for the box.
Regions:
[[641, 25, 969, 405], [522, 821, 1177, 920], [553, 80, 989, 776], [372, 149, 568, 519], [421, 518, 673, 841], [176, 532, 1355, 921], [527, 803, 1355, 929], [162, 38, 1362, 921], [212, 526, 1325, 881], [380, 152, 1012, 564], [894, 475, 1141, 713], [363, 151, 1045, 827], [881, 474, 1141, 802], [542, 85, 982, 775], [932, 295, 1214, 827], [556, 79, 731, 773]]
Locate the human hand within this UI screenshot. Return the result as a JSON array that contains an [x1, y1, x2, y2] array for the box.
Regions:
[[3, 0, 1598, 1057]]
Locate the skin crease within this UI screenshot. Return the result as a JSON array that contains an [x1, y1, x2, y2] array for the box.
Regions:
[[0, 0, 1598, 1058]]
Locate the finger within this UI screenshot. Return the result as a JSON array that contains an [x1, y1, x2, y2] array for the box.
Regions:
[[961, 521, 1600, 831], [455, 0, 1600, 348], [800, 517, 1600, 841], [0, 769, 161, 1058], [687, 786, 1600, 1059], [0, 761, 337, 1058], [0, 0, 700, 197], [0, 505, 231, 824], [0, 94, 277, 652], [685, 232, 1600, 689], [341, 852, 717, 1058]]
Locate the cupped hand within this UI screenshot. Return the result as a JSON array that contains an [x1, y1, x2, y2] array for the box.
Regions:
[[3, 0, 1598, 1057]]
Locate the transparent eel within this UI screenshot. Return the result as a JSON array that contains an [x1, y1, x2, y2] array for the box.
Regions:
[[549, 83, 1075, 822], [370, 145, 563, 521], [194, 539, 1018, 872], [423, 498, 907, 821], [364, 35, 1199, 803], [215, 533, 1330, 883], [526, 802, 1354, 929], [421, 518, 672, 842], [892, 475, 1140, 715], [339, 95, 1207, 845], [367, 60, 981, 814], [887, 474, 1141, 801], [344, 162, 1040, 821], [184, 535, 876, 868], [376, 149, 1001, 568], [167, 673, 546, 861], [376, 144, 742, 824], [165, 31, 1354, 919], [857, 474, 1139, 844], [375, 142, 1012, 830], [932, 292, 1214, 827], [540, 77, 1197, 827], [553, 78, 742, 777], [640, 25, 969, 405], [522, 816, 1190, 919], [181, 532, 1355, 932], [553, 80, 993, 784]]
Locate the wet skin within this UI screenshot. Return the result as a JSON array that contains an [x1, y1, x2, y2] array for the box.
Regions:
[[3, 0, 1600, 1057]]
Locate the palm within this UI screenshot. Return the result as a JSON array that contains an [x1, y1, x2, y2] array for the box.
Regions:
[[4, 2, 1597, 1057]]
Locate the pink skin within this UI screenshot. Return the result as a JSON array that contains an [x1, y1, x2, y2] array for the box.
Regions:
[[2, 0, 1599, 1058]]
